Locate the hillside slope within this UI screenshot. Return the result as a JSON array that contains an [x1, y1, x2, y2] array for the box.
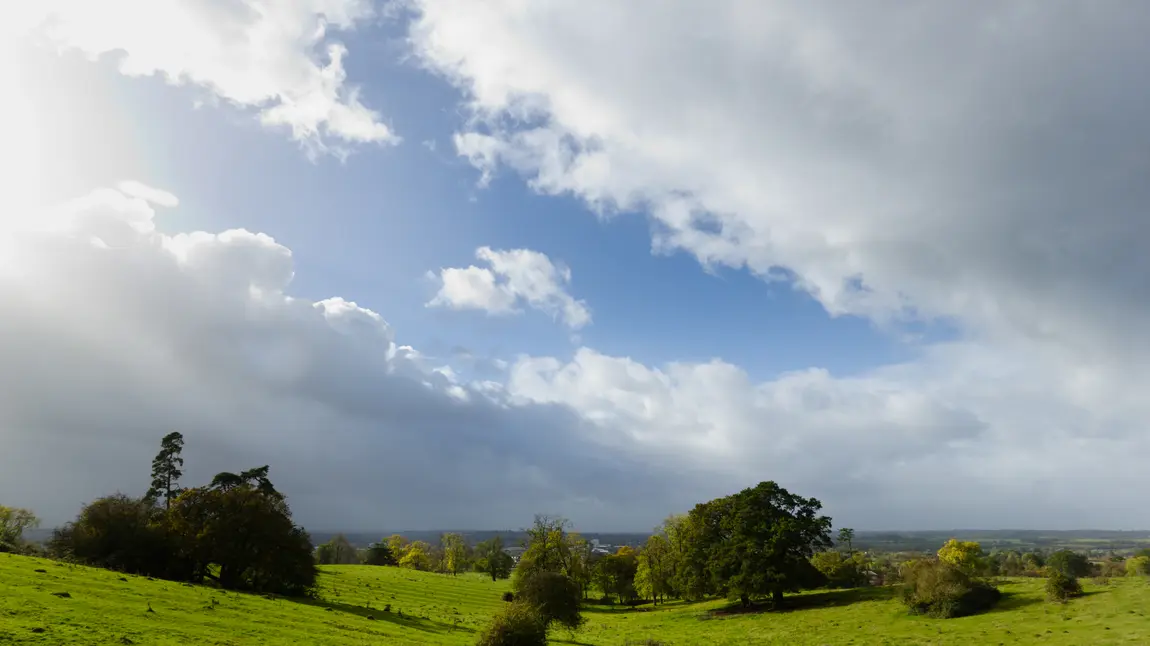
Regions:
[[5, 553, 1150, 645]]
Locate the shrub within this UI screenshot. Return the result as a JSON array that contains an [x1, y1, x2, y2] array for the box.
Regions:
[[1045, 571, 1083, 603], [1046, 550, 1092, 578], [502, 591, 515, 603], [811, 551, 869, 589], [900, 559, 1001, 618], [48, 495, 179, 578], [1126, 556, 1150, 577], [513, 571, 584, 630], [475, 602, 547, 646], [1101, 560, 1126, 578]]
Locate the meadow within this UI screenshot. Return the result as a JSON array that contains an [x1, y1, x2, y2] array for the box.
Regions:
[[5, 553, 1150, 645]]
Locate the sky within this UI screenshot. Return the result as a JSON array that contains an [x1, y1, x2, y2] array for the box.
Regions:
[[3, 1, 1150, 533]]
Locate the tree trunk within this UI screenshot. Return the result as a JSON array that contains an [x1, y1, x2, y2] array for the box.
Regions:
[[740, 593, 749, 608], [772, 588, 783, 608]]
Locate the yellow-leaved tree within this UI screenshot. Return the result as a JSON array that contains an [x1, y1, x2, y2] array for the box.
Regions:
[[937, 539, 983, 575]]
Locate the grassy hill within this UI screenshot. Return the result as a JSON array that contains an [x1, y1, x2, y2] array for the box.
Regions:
[[5, 552, 1150, 645]]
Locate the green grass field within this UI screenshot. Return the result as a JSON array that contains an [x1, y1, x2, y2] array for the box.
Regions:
[[5, 553, 1150, 645]]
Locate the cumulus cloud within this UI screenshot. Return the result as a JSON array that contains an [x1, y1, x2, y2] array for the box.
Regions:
[[5, 185, 1150, 530], [409, 1, 1150, 362], [428, 246, 592, 329], [28, 0, 397, 153]]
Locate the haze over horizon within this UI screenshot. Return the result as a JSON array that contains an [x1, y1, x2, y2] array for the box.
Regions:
[[4, 1, 1150, 533]]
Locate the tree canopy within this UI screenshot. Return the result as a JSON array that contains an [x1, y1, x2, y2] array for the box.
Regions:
[[145, 431, 185, 509]]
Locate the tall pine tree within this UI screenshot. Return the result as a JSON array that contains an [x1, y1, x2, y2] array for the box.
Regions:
[[145, 431, 185, 509]]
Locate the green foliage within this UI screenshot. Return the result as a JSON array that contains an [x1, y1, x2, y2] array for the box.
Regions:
[[0, 506, 39, 553], [399, 540, 433, 571], [594, 548, 639, 605], [1046, 550, 1091, 578], [475, 536, 514, 581], [364, 542, 398, 566], [1100, 559, 1126, 578], [900, 559, 1001, 618], [317, 534, 361, 565], [635, 534, 675, 604], [690, 481, 831, 607], [837, 527, 855, 553], [1125, 555, 1150, 576], [475, 602, 548, 646], [209, 465, 280, 498], [145, 431, 185, 509], [937, 539, 984, 575], [1044, 571, 1083, 603], [811, 550, 869, 588], [48, 494, 178, 577], [442, 532, 470, 576], [167, 484, 317, 595], [512, 571, 584, 630]]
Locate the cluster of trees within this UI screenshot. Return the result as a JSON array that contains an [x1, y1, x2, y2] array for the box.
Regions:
[[47, 432, 317, 596], [315, 531, 515, 580]]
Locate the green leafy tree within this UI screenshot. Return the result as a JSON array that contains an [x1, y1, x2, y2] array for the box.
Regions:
[[399, 540, 433, 571], [900, 559, 1000, 618], [594, 547, 639, 604], [387, 534, 411, 560], [811, 550, 869, 588], [513, 570, 585, 630], [693, 481, 832, 608], [837, 527, 855, 553], [209, 465, 280, 498], [364, 542, 397, 566], [635, 534, 675, 604], [48, 494, 179, 578], [145, 431, 185, 509], [1046, 550, 1091, 577], [475, 602, 548, 646], [475, 536, 515, 581], [1045, 570, 1083, 603], [442, 532, 470, 576], [1126, 555, 1150, 576], [166, 484, 316, 595], [0, 506, 39, 553], [937, 539, 983, 575]]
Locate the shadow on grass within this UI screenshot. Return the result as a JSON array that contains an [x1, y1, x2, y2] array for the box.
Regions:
[[712, 586, 898, 616], [984, 591, 1044, 614], [292, 597, 473, 635]]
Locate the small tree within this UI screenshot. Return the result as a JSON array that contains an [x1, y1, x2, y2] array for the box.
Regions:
[[937, 539, 983, 575], [145, 432, 185, 510], [475, 537, 515, 581], [49, 494, 177, 578], [0, 506, 40, 553], [317, 534, 360, 565], [1045, 570, 1083, 603], [513, 571, 584, 631], [1125, 556, 1150, 577], [399, 540, 433, 571], [364, 542, 397, 566], [811, 550, 869, 588], [1046, 550, 1091, 577], [900, 560, 1000, 618], [837, 527, 855, 553], [475, 602, 547, 646], [442, 532, 469, 576]]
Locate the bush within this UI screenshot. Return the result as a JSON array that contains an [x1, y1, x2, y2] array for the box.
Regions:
[[1126, 556, 1150, 577], [513, 571, 584, 630], [1045, 571, 1083, 603], [900, 560, 1001, 618], [502, 591, 515, 603], [48, 495, 180, 578], [1101, 560, 1126, 578], [811, 551, 869, 589], [475, 602, 547, 646]]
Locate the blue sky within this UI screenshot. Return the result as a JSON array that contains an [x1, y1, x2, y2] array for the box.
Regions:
[[5, 2, 1150, 532]]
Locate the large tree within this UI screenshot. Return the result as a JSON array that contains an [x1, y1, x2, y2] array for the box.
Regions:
[[442, 532, 469, 576], [145, 431, 185, 509], [317, 533, 360, 565], [636, 534, 675, 604], [694, 481, 832, 608]]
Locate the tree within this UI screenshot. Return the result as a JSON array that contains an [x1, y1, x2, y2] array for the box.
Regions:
[[475, 536, 515, 581], [145, 431, 185, 510], [317, 534, 360, 565], [900, 559, 1001, 618], [364, 542, 397, 566], [594, 547, 639, 604], [209, 466, 280, 498], [475, 602, 548, 646], [937, 539, 983, 575], [1126, 556, 1150, 576], [48, 494, 178, 578], [441, 532, 470, 576], [693, 481, 832, 608], [837, 527, 855, 553], [0, 506, 39, 553], [1046, 550, 1091, 578], [513, 571, 584, 630], [1045, 570, 1083, 603], [399, 540, 433, 571], [811, 550, 868, 588], [387, 534, 411, 560], [166, 484, 316, 595], [635, 534, 675, 604]]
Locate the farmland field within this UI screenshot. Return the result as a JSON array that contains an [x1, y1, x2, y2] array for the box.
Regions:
[[5, 553, 1150, 645]]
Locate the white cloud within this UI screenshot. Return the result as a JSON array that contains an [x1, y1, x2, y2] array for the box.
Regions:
[[409, 2, 1150, 361], [28, 0, 397, 154], [5, 185, 1150, 530], [428, 246, 592, 329], [116, 181, 179, 208]]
